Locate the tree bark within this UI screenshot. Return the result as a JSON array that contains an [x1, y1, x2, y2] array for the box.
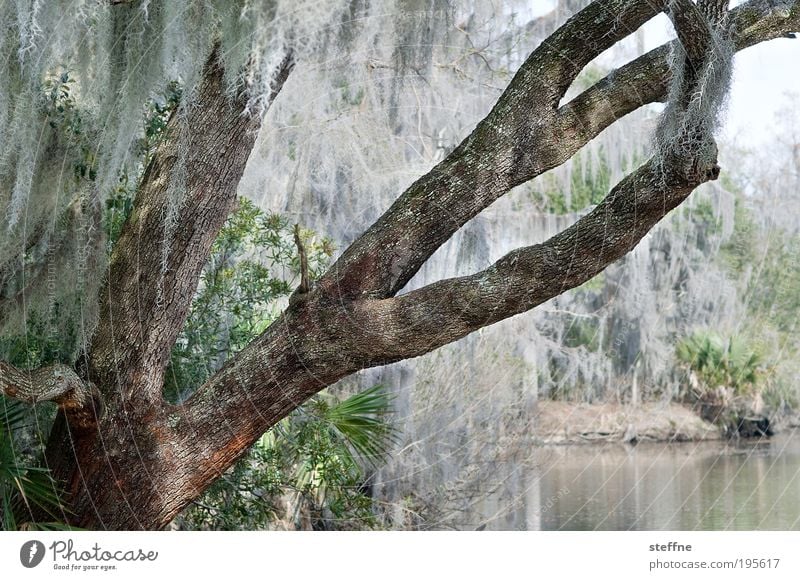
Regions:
[[0, 362, 101, 431], [37, 48, 292, 529], [1, 0, 797, 529]]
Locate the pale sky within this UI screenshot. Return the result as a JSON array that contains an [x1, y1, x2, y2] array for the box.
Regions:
[[531, 1, 800, 147], [642, 7, 800, 148], [726, 38, 800, 146]]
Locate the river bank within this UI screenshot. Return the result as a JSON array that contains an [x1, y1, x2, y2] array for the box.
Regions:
[[534, 401, 800, 444], [534, 401, 722, 444]]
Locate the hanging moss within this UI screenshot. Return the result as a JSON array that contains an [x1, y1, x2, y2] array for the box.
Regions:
[[0, 0, 356, 348]]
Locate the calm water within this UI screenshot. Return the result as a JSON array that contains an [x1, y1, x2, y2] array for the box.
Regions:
[[475, 429, 800, 530]]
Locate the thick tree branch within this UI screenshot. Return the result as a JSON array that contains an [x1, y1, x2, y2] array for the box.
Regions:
[[0, 361, 101, 430], [668, 0, 717, 64], [318, 0, 796, 304], [185, 0, 785, 431], [317, 1, 667, 301], [523, 0, 667, 105], [348, 152, 718, 365]]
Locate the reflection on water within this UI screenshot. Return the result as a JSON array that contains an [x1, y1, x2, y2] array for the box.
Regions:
[[477, 429, 800, 530]]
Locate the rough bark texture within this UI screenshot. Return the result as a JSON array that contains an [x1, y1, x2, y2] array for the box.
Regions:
[[1, 0, 797, 529], [0, 362, 101, 431], [38, 49, 292, 529]]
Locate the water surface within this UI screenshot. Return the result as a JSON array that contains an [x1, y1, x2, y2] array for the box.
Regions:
[[476, 429, 800, 530]]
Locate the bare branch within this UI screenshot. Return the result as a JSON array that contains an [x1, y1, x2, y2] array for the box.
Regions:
[[668, 0, 716, 63], [293, 224, 310, 295], [359, 173, 710, 363], [698, 0, 731, 26], [526, 0, 668, 106], [319, 0, 797, 305], [318, 2, 673, 302]]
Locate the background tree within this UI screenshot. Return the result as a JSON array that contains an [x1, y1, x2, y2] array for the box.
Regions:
[[0, 0, 798, 529]]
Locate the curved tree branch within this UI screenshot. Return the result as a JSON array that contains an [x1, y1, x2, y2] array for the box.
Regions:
[[0, 361, 101, 430], [522, 0, 667, 105], [347, 150, 719, 366], [316, 0, 668, 301], [177, 138, 722, 503], [669, 0, 718, 64], [318, 0, 797, 304]]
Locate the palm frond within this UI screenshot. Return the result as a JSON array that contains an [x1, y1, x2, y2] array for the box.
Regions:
[[0, 397, 67, 530], [0, 396, 29, 432], [322, 385, 397, 469], [677, 331, 764, 394]]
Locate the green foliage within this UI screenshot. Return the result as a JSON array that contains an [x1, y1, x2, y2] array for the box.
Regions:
[[137, 81, 182, 166], [575, 273, 605, 294], [720, 200, 757, 275], [104, 82, 183, 245], [0, 397, 66, 530], [104, 182, 135, 245], [563, 317, 601, 352], [335, 77, 366, 107], [745, 233, 800, 335], [676, 331, 762, 395], [0, 309, 77, 370], [181, 385, 395, 530], [536, 149, 613, 214], [42, 71, 97, 183], [573, 65, 609, 92], [310, 385, 395, 469], [29, 71, 181, 273], [164, 199, 334, 403], [161, 198, 393, 529], [689, 197, 723, 236], [761, 376, 799, 415]]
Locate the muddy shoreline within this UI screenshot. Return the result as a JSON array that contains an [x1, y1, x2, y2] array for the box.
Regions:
[[532, 401, 799, 445]]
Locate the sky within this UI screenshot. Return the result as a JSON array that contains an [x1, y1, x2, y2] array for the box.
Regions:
[[530, 1, 800, 148], [726, 38, 800, 146], [643, 7, 800, 148]]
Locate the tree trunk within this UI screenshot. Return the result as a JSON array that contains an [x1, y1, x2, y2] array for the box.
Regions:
[[1, 0, 795, 529], [41, 48, 277, 530]]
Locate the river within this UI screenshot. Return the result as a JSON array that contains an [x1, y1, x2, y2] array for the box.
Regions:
[[475, 429, 800, 530]]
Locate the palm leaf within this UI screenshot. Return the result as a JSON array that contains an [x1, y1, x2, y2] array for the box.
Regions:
[[13, 469, 65, 519], [0, 397, 68, 529], [322, 385, 396, 469], [0, 396, 29, 432]]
